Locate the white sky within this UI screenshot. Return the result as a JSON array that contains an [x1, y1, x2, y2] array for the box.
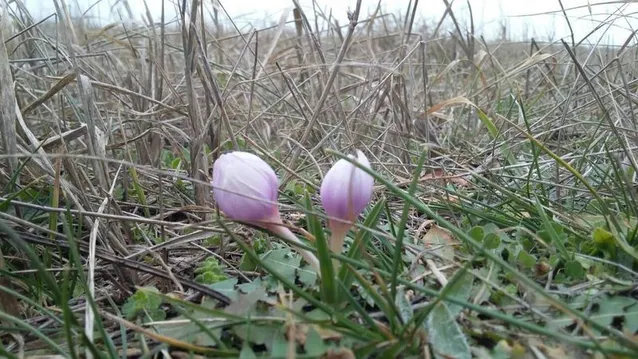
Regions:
[[20, 0, 638, 46]]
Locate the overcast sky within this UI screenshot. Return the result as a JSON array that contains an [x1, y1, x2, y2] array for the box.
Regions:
[[20, 0, 638, 46]]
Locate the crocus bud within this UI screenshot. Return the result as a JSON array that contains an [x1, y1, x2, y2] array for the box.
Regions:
[[212, 151, 320, 274], [320, 150, 374, 255], [212, 151, 280, 223]]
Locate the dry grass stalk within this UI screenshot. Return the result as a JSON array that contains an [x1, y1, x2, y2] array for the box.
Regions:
[[284, 0, 362, 183], [0, 2, 18, 181], [180, 0, 212, 215]]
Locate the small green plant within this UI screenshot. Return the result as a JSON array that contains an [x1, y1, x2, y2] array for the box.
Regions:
[[221, 136, 247, 151], [239, 236, 268, 271], [194, 257, 228, 285], [121, 286, 166, 323], [203, 234, 222, 247]]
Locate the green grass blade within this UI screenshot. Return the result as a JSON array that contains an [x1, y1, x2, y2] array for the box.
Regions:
[[303, 191, 336, 304], [533, 194, 569, 259], [390, 149, 427, 303], [338, 199, 385, 302]]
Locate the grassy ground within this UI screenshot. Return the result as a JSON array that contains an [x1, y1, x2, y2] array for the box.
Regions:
[[1, 0, 638, 358]]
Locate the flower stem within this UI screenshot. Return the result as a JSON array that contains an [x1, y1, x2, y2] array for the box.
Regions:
[[268, 224, 322, 276], [328, 220, 351, 271]]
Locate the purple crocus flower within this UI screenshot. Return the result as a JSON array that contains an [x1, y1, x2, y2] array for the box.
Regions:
[[212, 151, 280, 223], [212, 151, 320, 273], [320, 150, 374, 255]]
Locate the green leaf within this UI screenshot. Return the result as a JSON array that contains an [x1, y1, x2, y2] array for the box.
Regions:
[[120, 299, 136, 320], [234, 324, 279, 347], [534, 198, 568, 259], [122, 286, 163, 320], [195, 271, 227, 285], [445, 271, 475, 316], [303, 191, 336, 304], [425, 302, 471, 359], [269, 331, 289, 358], [567, 292, 597, 310], [240, 239, 269, 271], [239, 253, 258, 271], [128, 167, 151, 218], [239, 344, 257, 359], [550, 295, 638, 335], [516, 250, 536, 269], [155, 315, 222, 347], [395, 287, 414, 324], [477, 109, 499, 139], [305, 327, 327, 357], [483, 233, 501, 250], [482, 223, 500, 235], [491, 340, 520, 359], [468, 226, 484, 241], [623, 303, 638, 334], [224, 287, 268, 318], [594, 297, 628, 329], [238, 278, 263, 293], [592, 227, 616, 256], [305, 308, 332, 321], [298, 264, 318, 288], [592, 227, 614, 245], [210, 278, 239, 302], [285, 179, 301, 197], [194, 257, 228, 284], [262, 248, 300, 280], [146, 308, 167, 322], [564, 260, 584, 279], [421, 225, 455, 261]]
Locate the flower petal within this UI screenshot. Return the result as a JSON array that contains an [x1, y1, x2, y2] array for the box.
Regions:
[[320, 150, 374, 222], [212, 151, 279, 222]]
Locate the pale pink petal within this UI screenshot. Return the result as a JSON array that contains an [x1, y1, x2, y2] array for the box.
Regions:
[[320, 150, 374, 222], [212, 151, 279, 222]]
